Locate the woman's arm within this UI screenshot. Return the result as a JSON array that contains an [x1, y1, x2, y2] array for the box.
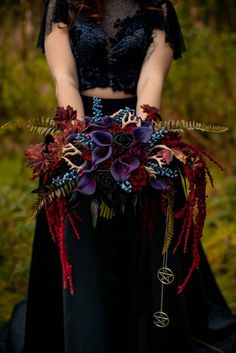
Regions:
[[44, 22, 85, 120], [136, 29, 173, 119]]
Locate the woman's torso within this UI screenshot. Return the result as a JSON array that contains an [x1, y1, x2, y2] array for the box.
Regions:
[[67, 0, 165, 99]]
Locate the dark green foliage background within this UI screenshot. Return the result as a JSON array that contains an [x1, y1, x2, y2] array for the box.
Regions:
[[0, 0, 236, 326]]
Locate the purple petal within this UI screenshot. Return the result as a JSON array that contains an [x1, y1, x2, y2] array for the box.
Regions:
[[88, 116, 114, 129], [119, 155, 140, 173], [101, 116, 117, 126], [92, 146, 112, 166], [110, 160, 129, 182], [76, 174, 96, 195], [150, 177, 168, 190], [133, 127, 152, 143], [141, 120, 153, 128], [81, 160, 96, 174], [90, 130, 112, 146], [66, 133, 77, 142]]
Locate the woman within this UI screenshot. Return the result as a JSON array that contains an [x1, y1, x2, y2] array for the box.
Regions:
[[21, 1, 236, 353]]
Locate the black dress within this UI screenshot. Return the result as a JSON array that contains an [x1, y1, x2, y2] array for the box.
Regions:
[[2, 1, 236, 353]]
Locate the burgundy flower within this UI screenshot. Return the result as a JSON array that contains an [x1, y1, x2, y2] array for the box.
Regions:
[[129, 166, 149, 191], [82, 149, 92, 161], [130, 143, 149, 162]]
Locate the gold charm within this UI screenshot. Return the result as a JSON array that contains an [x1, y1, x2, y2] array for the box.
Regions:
[[153, 311, 169, 328], [157, 267, 174, 285]]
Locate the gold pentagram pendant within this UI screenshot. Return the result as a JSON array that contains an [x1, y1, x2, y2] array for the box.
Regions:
[[157, 267, 174, 284], [153, 311, 169, 328]]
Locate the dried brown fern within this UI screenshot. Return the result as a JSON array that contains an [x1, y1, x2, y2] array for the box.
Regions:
[[0, 116, 56, 136], [154, 119, 229, 133], [31, 181, 77, 218], [162, 189, 175, 254]]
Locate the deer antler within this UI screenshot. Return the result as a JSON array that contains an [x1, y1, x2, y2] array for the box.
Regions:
[[148, 155, 167, 168], [62, 143, 84, 173], [62, 143, 82, 157], [149, 145, 174, 168], [111, 109, 123, 118], [62, 156, 85, 173], [144, 166, 157, 178], [121, 113, 141, 128]]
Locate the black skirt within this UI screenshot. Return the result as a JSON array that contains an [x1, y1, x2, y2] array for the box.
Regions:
[[21, 96, 236, 353]]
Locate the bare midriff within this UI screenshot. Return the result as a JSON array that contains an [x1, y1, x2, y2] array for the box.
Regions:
[[80, 87, 136, 99]]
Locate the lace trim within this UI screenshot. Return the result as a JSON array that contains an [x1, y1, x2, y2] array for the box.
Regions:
[[36, 0, 69, 52], [45, 0, 58, 36]]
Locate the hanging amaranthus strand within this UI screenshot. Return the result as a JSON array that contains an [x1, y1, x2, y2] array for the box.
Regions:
[[45, 197, 76, 294]]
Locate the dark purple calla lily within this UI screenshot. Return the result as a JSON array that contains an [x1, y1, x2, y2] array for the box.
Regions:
[[119, 156, 140, 171], [110, 160, 128, 182], [133, 126, 152, 143], [76, 173, 96, 195], [92, 146, 112, 167], [90, 130, 112, 146], [150, 177, 168, 190], [80, 160, 95, 174], [110, 156, 140, 182]]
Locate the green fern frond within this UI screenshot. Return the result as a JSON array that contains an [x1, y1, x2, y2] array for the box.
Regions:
[[154, 119, 229, 133], [176, 166, 188, 199], [0, 116, 56, 136], [162, 189, 175, 254], [31, 181, 77, 218], [99, 201, 115, 219]]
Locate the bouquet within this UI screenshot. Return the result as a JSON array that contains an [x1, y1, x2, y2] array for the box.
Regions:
[[1, 97, 228, 294]]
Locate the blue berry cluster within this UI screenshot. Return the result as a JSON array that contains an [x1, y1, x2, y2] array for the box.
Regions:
[[92, 96, 103, 121], [146, 161, 178, 178], [52, 170, 78, 186], [114, 107, 136, 124], [75, 133, 94, 148], [119, 180, 132, 193], [148, 128, 168, 148]]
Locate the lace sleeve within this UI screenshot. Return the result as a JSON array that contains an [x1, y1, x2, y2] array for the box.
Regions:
[[36, 0, 69, 53], [145, 0, 186, 59]]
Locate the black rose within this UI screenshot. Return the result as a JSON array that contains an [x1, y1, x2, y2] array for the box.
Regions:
[[112, 132, 134, 149], [95, 170, 117, 194]]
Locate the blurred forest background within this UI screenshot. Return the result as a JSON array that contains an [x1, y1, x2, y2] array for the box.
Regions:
[[0, 0, 236, 327]]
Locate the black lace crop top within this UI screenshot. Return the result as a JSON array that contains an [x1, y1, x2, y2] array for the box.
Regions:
[[37, 0, 185, 95]]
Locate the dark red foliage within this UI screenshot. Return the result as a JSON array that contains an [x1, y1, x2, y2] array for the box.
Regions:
[[53, 105, 77, 128], [25, 143, 51, 179], [141, 104, 162, 122]]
